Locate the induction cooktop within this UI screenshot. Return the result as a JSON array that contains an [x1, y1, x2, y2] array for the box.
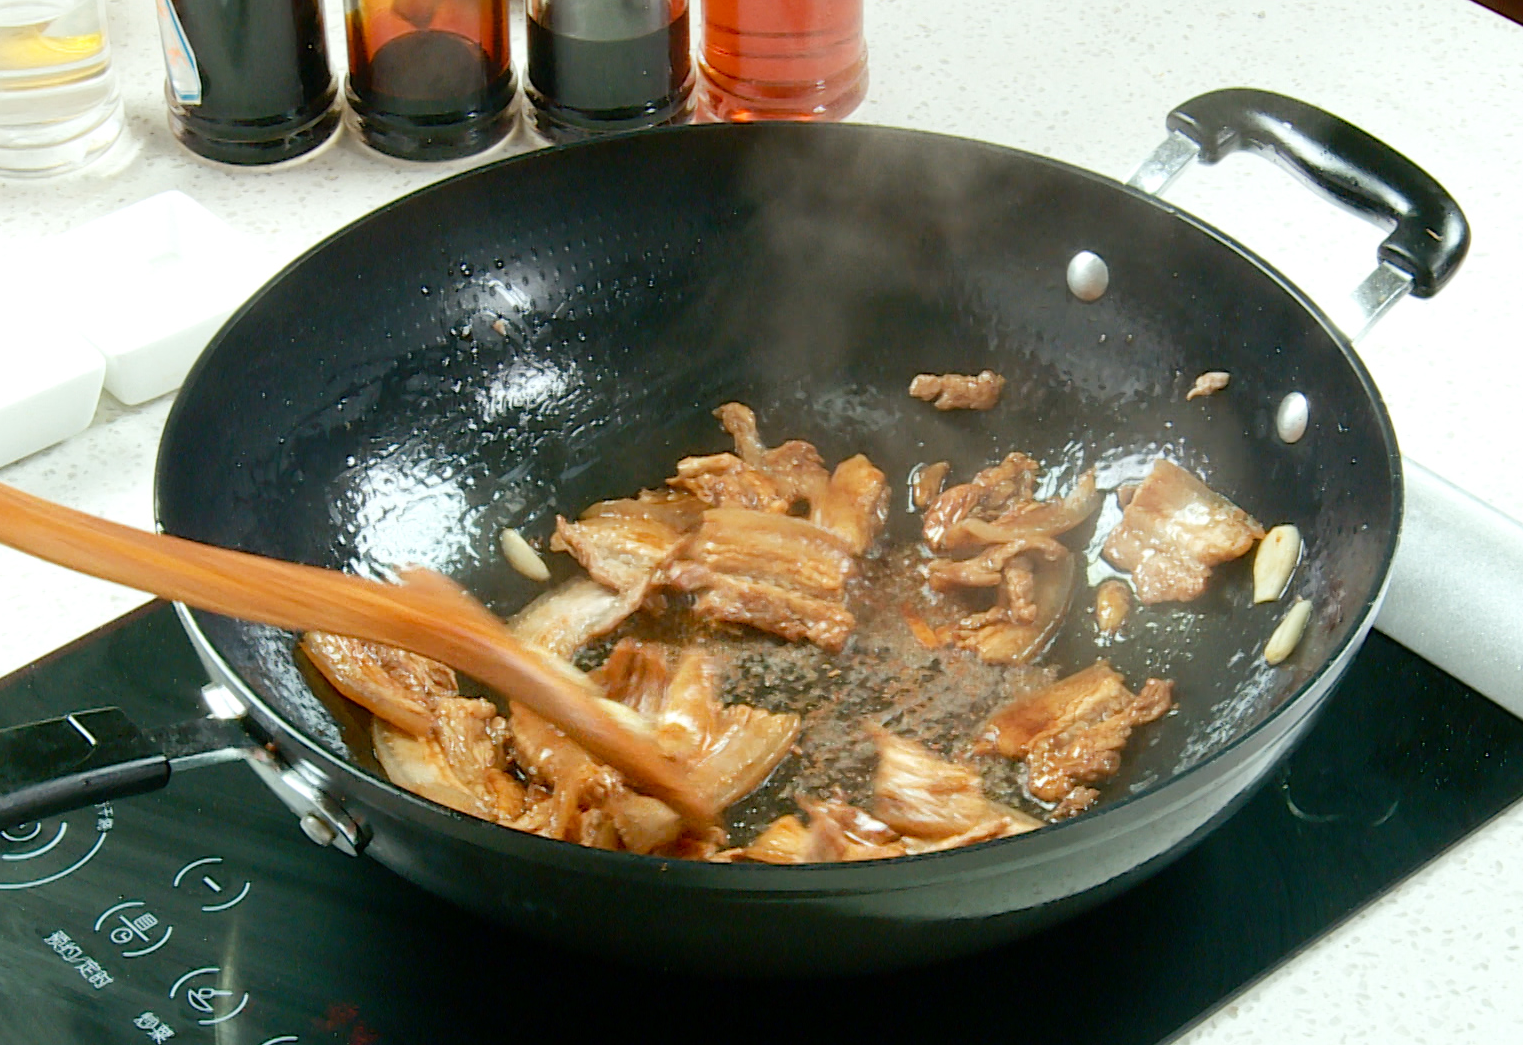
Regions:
[[1, 601, 1520, 1045]]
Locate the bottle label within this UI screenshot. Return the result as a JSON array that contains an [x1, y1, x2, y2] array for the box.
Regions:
[[155, 0, 203, 106]]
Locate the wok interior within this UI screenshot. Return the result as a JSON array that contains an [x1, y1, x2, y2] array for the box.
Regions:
[[159, 124, 1397, 816]]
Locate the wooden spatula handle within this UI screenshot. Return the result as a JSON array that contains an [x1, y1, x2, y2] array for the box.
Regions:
[[0, 483, 711, 822]]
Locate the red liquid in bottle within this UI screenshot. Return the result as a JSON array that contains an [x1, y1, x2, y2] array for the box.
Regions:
[[698, 0, 866, 121]]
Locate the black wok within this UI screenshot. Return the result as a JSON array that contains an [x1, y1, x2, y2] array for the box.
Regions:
[[0, 90, 1468, 974]]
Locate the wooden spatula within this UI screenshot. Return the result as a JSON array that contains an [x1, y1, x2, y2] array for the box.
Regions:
[[0, 482, 713, 824]]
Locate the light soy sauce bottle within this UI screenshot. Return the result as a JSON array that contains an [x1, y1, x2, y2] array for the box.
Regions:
[[344, 0, 516, 160], [526, 0, 694, 140]]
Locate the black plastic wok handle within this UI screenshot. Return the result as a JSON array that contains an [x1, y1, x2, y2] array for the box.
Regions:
[[0, 708, 247, 828], [1166, 88, 1469, 298]]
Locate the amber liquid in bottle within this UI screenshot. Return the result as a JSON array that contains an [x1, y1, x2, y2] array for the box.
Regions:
[[345, 0, 515, 161], [698, 0, 867, 121]]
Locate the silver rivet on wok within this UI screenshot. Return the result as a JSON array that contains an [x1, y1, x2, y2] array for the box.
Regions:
[[1067, 250, 1109, 301], [1277, 392, 1310, 443], [299, 813, 337, 848]]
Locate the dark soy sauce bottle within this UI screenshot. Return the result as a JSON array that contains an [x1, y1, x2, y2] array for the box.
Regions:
[[159, 0, 340, 165], [345, 0, 516, 161], [526, 0, 694, 140]]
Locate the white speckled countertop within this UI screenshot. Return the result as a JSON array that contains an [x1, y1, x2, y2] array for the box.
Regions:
[[2, 1, 1521, 1039]]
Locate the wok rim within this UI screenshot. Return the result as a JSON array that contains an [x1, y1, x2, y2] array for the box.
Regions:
[[157, 120, 1405, 888]]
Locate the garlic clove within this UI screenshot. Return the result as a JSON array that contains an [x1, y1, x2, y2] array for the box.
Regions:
[[1253, 524, 1302, 604], [1264, 598, 1312, 665]]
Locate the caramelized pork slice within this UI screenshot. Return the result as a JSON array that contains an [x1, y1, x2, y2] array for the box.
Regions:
[[592, 638, 671, 717], [922, 453, 1040, 551], [579, 488, 708, 532], [713, 402, 831, 501], [372, 696, 525, 824], [687, 702, 802, 811], [810, 454, 890, 555], [507, 577, 644, 659], [924, 534, 1068, 593], [941, 546, 1075, 665], [665, 561, 857, 651], [681, 508, 855, 598], [668, 453, 789, 513], [551, 514, 684, 594], [941, 469, 1103, 552], [1101, 459, 1264, 604], [508, 701, 627, 841], [909, 370, 1007, 410], [301, 632, 454, 737], [868, 726, 1039, 840], [799, 798, 909, 862], [979, 662, 1175, 805], [637, 648, 802, 809]]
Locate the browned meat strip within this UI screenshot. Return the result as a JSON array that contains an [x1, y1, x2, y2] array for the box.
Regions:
[[668, 453, 790, 513], [924, 534, 1068, 593], [909, 370, 1007, 410], [687, 702, 802, 811], [922, 453, 1040, 551], [665, 561, 857, 651], [941, 545, 1074, 665], [714, 401, 770, 467], [810, 454, 890, 555], [301, 632, 453, 737], [508, 702, 625, 840], [551, 514, 684, 593], [681, 508, 855, 598], [978, 662, 1175, 805], [603, 792, 685, 854], [911, 460, 951, 510], [943, 469, 1102, 551], [714, 403, 832, 507], [1101, 459, 1264, 604]]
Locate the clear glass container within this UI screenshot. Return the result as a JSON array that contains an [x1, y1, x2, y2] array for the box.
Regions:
[[0, 0, 123, 175]]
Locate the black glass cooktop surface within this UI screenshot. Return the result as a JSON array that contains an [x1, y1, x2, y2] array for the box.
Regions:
[[1, 602, 1521, 1045]]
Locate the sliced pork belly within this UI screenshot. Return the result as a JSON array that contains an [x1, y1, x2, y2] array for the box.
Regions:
[[979, 661, 1175, 810], [507, 577, 645, 659], [668, 452, 790, 513], [810, 454, 890, 555], [868, 726, 1039, 841], [665, 561, 856, 651], [301, 631, 453, 737], [372, 696, 526, 824], [551, 513, 684, 593], [681, 508, 855, 598], [1101, 458, 1264, 604]]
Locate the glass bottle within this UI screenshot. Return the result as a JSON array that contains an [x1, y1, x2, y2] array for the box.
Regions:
[[156, 0, 340, 165], [525, 0, 693, 141], [345, 0, 515, 161], [698, 0, 867, 122]]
